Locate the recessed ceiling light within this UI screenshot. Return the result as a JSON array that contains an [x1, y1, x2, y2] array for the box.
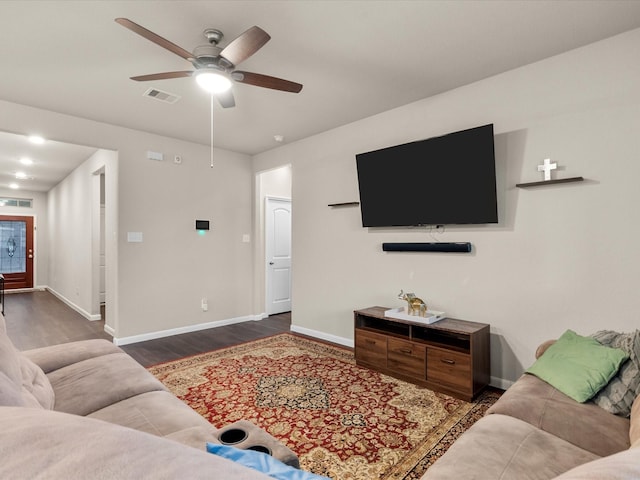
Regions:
[[9, 183, 19, 189], [28, 135, 45, 144], [15, 172, 28, 179], [20, 157, 34, 165]]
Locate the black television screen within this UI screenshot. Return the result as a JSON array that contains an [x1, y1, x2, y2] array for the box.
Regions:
[[356, 124, 498, 227]]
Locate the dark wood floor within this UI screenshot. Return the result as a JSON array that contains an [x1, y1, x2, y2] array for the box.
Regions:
[[3, 291, 291, 367], [4, 291, 112, 350]]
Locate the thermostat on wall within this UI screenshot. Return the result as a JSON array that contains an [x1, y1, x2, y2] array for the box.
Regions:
[[196, 220, 210, 230]]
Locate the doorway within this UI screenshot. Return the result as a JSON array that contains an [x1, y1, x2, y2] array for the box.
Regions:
[[265, 197, 292, 315], [92, 168, 107, 321], [0, 215, 34, 289]]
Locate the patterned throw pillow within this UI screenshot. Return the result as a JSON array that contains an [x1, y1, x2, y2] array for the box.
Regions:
[[591, 330, 640, 417]]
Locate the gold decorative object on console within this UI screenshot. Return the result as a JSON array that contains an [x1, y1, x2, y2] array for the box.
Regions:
[[398, 290, 427, 317]]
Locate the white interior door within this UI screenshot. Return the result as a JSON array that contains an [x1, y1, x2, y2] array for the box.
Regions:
[[266, 198, 292, 315]]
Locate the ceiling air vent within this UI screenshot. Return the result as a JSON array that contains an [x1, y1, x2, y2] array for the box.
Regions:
[[143, 88, 181, 104]]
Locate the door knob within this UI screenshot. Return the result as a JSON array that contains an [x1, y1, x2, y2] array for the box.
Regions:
[[28, 255, 33, 258], [269, 261, 274, 265]]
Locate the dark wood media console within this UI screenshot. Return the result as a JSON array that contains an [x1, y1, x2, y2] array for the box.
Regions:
[[354, 306, 490, 401]]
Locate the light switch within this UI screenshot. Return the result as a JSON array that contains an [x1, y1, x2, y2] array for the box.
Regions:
[[147, 151, 163, 161]]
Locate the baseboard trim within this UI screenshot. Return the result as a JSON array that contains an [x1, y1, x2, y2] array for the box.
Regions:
[[290, 325, 354, 348], [45, 287, 102, 321], [490, 376, 514, 391], [112, 314, 265, 346], [5, 286, 47, 294], [103, 324, 115, 337]]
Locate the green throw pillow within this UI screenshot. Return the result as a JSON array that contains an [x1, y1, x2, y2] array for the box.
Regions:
[[526, 329, 629, 403]]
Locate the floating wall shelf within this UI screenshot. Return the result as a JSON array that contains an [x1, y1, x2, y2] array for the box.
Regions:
[[516, 176, 584, 188], [328, 202, 360, 207]]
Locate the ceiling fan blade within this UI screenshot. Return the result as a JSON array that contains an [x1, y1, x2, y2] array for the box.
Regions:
[[231, 71, 303, 93], [215, 90, 236, 108], [115, 18, 194, 62], [130, 71, 193, 82], [219, 26, 270, 68]]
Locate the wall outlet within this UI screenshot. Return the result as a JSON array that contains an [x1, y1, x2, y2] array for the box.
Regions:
[[201, 298, 208, 312]]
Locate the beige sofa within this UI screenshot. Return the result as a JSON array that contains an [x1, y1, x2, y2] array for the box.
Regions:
[[0, 312, 296, 479], [424, 343, 640, 479]]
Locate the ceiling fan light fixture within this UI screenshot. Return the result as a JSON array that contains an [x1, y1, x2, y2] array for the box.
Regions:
[[195, 70, 232, 94]]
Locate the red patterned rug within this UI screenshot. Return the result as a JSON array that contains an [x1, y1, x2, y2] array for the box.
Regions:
[[148, 334, 500, 479]]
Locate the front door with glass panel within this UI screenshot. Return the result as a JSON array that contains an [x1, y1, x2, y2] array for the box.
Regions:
[[0, 216, 34, 289]]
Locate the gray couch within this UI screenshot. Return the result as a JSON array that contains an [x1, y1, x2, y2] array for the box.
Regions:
[[0, 312, 296, 479], [424, 343, 640, 479]]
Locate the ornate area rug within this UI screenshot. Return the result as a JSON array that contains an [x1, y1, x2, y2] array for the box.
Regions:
[[148, 334, 500, 479]]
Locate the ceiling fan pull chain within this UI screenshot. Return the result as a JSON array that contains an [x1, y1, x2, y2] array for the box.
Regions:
[[210, 93, 214, 168]]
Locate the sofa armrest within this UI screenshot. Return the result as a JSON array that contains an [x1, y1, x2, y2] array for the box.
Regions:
[[22, 339, 122, 374], [0, 407, 272, 480], [535, 339, 556, 359]]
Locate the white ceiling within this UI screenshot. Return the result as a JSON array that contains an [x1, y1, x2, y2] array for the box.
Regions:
[[0, 132, 97, 192], [1, 1, 640, 191]]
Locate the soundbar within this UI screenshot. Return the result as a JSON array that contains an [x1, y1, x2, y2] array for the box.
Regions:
[[382, 242, 472, 253]]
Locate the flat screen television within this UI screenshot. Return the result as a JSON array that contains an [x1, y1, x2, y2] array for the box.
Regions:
[[356, 124, 498, 227]]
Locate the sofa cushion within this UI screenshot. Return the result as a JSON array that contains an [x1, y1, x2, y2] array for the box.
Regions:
[[526, 329, 628, 403], [88, 390, 219, 448], [18, 355, 55, 409], [0, 319, 54, 409], [0, 325, 23, 406], [0, 372, 24, 407], [423, 414, 599, 480], [23, 339, 123, 374], [487, 373, 630, 457], [47, 352, 167, 416], [553, 447, 640, 479], [590, 329, 640, 417], [0, 406, 271, 480]]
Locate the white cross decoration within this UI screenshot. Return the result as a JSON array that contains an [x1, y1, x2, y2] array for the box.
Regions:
[[537, 158, 557, 181]]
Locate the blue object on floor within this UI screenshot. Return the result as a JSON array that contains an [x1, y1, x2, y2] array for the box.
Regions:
[[206, 443, 329, 480]]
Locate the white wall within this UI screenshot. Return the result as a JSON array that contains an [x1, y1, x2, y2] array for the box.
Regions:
[[47, 149, 116, 319], [0, 188, 48, 287], [253, 28, 640, 386], [0, 101, 254, 342], [115, 137, 253, 340]]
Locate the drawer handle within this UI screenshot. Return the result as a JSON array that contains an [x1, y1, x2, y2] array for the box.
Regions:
[[441, 358, 456, 365], [365, 339, 376, 344], [399, 348, 412, 354]]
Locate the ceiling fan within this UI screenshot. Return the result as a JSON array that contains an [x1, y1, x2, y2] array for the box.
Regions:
[[115, 18, 303, 108]]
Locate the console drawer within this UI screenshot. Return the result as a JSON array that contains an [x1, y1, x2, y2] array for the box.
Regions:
[[355, 330, 387, 367], [388, 338, 426, 378], [427, 348, 471, 391]]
